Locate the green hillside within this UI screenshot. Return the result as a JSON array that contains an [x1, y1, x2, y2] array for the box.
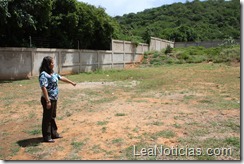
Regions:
[[114, 0, 240, 43], [0, 0, 240, 49]]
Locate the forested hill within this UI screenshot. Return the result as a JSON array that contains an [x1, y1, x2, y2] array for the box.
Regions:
[[0, 0, 240, 49], [114, 0, 240, 43]]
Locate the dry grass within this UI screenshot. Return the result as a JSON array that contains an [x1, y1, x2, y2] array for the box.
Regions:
[[0, 63, 240, 160]]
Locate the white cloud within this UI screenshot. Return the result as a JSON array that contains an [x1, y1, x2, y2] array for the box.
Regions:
[[78, 0, 190, 16]]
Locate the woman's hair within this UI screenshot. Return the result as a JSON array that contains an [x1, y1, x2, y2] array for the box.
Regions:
[[39, 56, 54, 75]]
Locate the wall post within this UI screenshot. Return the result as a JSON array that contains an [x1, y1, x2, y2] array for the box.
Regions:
[[31, 49, 34, 76], [123, 41, 125, 68], [58, 50, 62, 74]]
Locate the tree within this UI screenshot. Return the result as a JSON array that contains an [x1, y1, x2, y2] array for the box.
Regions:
[[115, 0, 240, 43], [0, 0, 52, 47], [0, 0, 121, 49], [49, 0, 79, 48]]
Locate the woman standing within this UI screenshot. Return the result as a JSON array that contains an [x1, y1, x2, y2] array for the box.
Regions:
[[39, 56, 76, 142]]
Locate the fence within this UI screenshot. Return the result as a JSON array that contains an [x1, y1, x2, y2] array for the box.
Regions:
[[3, 37, 238, 80], [0, 37, 174, 80], [0, 40, 147, 80], [150, 37, 174, 51], [174, 39, 241, 48]]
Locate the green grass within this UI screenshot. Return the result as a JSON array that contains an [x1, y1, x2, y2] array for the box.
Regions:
[[71, 141, 85, 150], [224, 137, 240, 148], [0, 63, 240, 160], [220, 119, 240, 133], [173, 123, 181, 128], [177, 136, 240, 160], [10, 144, 20, 156], [151, 121, 164, 126], [115, 113, 126, 117], [97, 121, 109, 126], [112, 138, 123, 144], [24, 129, 42, 135], [151, 130, 176, 140], [144, 44, 240, 65]]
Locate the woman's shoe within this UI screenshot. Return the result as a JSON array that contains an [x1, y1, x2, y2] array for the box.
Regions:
[[43, 138, 55, 143], [53, 135, 63, 139]]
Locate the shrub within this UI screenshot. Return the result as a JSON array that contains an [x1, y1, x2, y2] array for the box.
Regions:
[[153, 51, 160, 58], [142, 44, 240, 66], [165, 45, 173, 54]]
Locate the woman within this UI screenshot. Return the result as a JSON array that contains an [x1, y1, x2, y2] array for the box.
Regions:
[[39, 56, 76, 142]]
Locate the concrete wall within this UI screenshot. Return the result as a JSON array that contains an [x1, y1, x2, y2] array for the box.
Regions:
[[174, 39, 241, 48], [150, 37, 174, 51], [175, 41, 221, 48], [0, 37, 177, 80], [0, 39, 150, 80], [0, 48, 33, 80]]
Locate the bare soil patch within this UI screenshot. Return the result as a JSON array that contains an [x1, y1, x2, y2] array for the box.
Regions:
[[0, 63, 240, 160]]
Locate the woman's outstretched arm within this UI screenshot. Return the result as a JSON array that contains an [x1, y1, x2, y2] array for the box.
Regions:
[[60, 76, 76, 86]]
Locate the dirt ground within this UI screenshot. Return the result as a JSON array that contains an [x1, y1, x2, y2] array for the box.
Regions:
[[0, 63, 240, 160]]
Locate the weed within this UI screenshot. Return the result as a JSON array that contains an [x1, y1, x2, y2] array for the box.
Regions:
[[152, 130, 176, 140], [112, 138, 123, 144], [10, 144, 20, 156], [115, 113, 126, 116], [152, 121, 164, 126], [71, 141, 84, 150], [173, 123, 181, 128], [224, 137, 240, 148], [101, 127, 107, 133], [97, 121, 109, 126], [24, 129, 41, 135], [92, 145, 104, 153], [0, 63, 240, 160]]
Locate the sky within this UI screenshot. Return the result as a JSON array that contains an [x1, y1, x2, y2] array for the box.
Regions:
[[78, 0, 194, 17]]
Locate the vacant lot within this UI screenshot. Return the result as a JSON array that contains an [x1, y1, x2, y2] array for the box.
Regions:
[[0, 63, 240, 160]]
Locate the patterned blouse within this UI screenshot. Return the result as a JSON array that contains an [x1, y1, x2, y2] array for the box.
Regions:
[[39, 71, 62, 100]]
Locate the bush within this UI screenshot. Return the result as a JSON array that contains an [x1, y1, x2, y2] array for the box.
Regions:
[[142, 44, 240, 66], [150, 58, 161, 65], [165, 45, 173, 54], [187, 55, 207, 63], [153, 52, 160, 58]]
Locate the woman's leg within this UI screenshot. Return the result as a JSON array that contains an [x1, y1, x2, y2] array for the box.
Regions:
[[50, 100, 59, 138], [41, 97, 53, 142]]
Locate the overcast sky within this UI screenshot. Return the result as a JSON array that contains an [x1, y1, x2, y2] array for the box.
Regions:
[[78, 0, 194, 17]]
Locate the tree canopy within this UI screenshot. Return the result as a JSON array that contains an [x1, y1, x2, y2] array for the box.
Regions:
[[0, 0, 120, 49], [0, 0, 240, 49], [115, 0, 240, 43]]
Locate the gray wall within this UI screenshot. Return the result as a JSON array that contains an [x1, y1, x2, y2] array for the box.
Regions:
[[174, 39, 241, 48], [0, 37, 174, 80], [0, 48, 33, 80], [150, 37, 174, 51]]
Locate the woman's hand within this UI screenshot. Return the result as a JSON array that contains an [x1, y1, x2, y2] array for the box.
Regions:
[[46, 101, 51, 109], [72, 82, 77, 86], [60, 77, 76, 87]]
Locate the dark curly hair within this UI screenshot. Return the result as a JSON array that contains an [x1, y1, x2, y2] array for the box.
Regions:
[[39, 56, 54, 75]]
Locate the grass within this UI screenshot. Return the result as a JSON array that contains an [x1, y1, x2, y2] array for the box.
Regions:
[[151, 130, 176, 140], [97, 121, 109, 126], [24, 129, 42, 135], [144, 44, 240, 65], [112, 138, 123, 144], [71, 141, 85, 150], [151, 121, 164, 126], [173, 123, 181, 129], [0, 63, 240, 160], [115, 113, 126, 117]]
